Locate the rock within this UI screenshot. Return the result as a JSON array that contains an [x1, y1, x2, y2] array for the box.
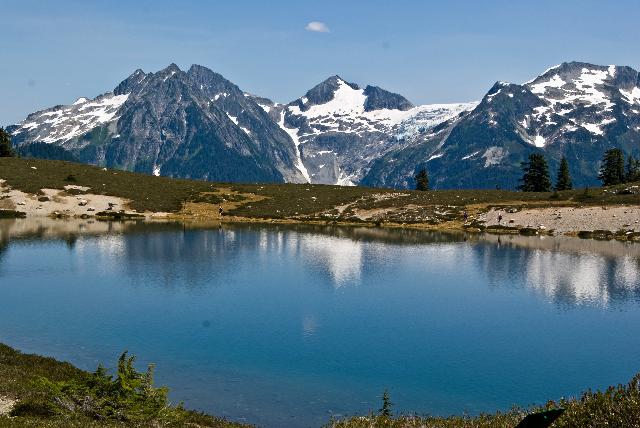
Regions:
[[590, 230, 614, 240], [519, 227, 538, 236], [0, 210, 27, 218], [37, 196, 49, 202]]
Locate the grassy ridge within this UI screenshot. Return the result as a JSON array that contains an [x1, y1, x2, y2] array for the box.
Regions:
[[1, 158, 638, 224], [0, 158, 225, 213]]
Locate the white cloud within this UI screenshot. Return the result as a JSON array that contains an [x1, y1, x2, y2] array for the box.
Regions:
[[305, 21, 330, 33]]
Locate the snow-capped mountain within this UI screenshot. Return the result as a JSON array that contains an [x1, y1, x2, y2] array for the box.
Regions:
[[276, 75, 475, 184], [363, 62, 640, 189], [7, 62, 640, 189], [9, 64, 307, 183]]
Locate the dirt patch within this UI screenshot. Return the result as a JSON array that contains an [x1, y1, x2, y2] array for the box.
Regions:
[[0, 396, 16, 416], [481, 205, 640, 233], [351, 207, 398, 220], [0, 181, 136, 218]]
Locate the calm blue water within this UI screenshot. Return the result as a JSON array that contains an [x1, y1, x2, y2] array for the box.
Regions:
[[1, 219, 640, 427]]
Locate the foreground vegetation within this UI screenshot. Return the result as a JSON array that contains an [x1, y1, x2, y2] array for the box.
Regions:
[[0, 344, 248, 427], [1, 158, 638, 227], [328, 372, 640, 427], [1, 343, 639, 427], [329, 376, 640, 427]]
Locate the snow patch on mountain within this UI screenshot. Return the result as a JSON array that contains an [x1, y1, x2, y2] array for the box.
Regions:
[[13, 93, 129, 144], [526, 67, 615, 109], [278, 112, 310, 183], [533, 135, 546, 147], [461, 151, 480, 160], [529, 74, 566, 94], [482, 147, 506, 167], [393, 103, 478, 139], [336, 172, 356, 186], [226, 113, 239, 125], [582, 123, 604, 135], [620, 87, 640, 104]]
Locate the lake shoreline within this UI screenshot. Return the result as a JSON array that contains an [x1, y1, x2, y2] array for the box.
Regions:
[[1, 157, 639, 242], [2, 202, 640, 243]]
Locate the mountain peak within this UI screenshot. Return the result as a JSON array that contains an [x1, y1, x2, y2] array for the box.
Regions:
[[363, 85, 413, 111], [523, 61, 640, 103], [113, 68, 148, 95], [164, 63, 182, 73], [187, 64, 213, 75], [292, 75, 360, 110], [185, 64, 240, 97], [317, 75, 360, 90], [525, 61, 619, 86], [153, 63, 182, 81], [320, 75, 357, 87]]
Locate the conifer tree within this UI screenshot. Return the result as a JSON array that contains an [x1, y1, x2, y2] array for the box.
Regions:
[[518, 153, 551, 192], [415, 167, 429, 191], [625, 155, 640, 183], [379, 389, 393, 417], [0, 128, 14, 157], [598, 148, 625, 186], [554, 156, 573, 191]]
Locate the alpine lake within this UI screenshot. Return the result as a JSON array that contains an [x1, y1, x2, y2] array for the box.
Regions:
[[1, 218, 639, 427]]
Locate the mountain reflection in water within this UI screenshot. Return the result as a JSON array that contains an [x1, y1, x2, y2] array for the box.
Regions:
[[1, 218, 639, 306]]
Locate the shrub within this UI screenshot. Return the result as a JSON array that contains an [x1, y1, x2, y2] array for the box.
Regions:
[[15, 352, 175, 423]]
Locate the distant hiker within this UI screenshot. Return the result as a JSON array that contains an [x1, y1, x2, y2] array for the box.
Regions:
[[463, 211, 468, 221], [498, 213, 503, 223], [219, 206, 224, 216]]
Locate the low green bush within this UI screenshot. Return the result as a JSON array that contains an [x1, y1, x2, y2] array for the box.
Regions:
[[12, 352, 173, 423]]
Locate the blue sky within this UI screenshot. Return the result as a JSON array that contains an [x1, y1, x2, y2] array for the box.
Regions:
[[2, 0, 639, 125]]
